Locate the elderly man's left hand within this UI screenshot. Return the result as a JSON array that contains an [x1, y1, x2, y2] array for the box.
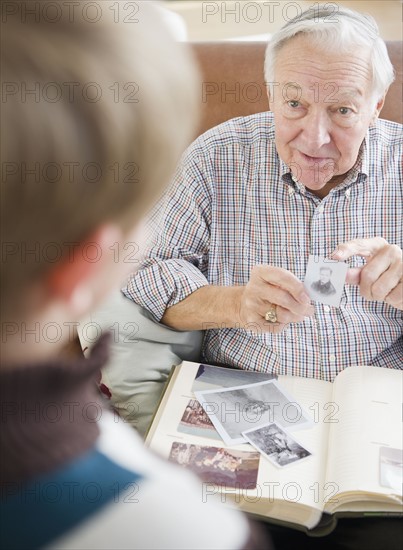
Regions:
[[332, 237, 403, 310]]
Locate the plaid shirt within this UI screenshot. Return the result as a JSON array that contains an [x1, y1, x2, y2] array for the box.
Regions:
[[124, 112, 403, 381]]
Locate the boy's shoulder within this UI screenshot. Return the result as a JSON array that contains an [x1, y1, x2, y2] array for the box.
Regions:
[[3, 410, 252, 550]]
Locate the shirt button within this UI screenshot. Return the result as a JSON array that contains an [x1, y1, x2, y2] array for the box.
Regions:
[[288, 187, 294, 196], [324, 305, 331, 313], [345, 189, 351, 198], [329, 354, 336, 362], [317, 205, 324, 214]]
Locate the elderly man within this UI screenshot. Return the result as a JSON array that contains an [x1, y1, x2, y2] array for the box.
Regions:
[[124, 5, 402, 382]]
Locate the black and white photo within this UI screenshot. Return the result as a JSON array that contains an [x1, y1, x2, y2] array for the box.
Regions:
[[304, 255, 348, 307], [311, 267, 337, 296], [243, 422, 312, 468], [195, 380, 312, 445], [192, 363, 276, 393]]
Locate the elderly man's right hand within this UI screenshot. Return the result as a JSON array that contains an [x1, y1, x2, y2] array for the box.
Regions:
[[237, 265, 315, 334]]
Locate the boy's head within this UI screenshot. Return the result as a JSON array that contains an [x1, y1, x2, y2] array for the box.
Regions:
[[1, 2, 198, 344]]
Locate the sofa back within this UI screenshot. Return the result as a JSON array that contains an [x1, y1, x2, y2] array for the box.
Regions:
[[192, 41, 402, 137]]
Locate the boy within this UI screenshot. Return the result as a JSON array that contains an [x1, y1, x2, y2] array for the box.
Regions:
[[0, 2, 269, 548]]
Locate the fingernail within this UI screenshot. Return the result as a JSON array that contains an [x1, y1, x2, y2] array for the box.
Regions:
[[300, 293, 311, 303]]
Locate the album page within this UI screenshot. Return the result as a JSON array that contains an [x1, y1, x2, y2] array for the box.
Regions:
[[323, 366, 403, 514]]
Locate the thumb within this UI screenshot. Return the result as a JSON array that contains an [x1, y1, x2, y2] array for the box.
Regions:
[[345, 267, 362, 285]]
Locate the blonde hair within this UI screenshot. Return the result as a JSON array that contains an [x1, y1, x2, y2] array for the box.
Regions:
[[1, 1, 199, 315]]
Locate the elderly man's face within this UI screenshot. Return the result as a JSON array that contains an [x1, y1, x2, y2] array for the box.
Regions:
[[271, 35, 384, 196]]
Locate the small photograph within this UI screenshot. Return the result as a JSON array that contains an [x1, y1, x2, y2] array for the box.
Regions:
[[304, 255, 348, 307], [177, 399, 221, 441], [379, 446, 403, 493], [168, 442, 260, 489], [195, 379, 312, 446], [243, 422, 312, 468], [192, 363, 276, 393]]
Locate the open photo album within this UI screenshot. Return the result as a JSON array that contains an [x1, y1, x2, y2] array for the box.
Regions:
[[146, 362, 403, 534]]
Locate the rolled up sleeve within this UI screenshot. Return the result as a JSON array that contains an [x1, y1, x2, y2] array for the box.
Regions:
[[123, 148, 212, 322]]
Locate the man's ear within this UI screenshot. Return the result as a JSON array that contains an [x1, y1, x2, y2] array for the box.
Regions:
[[371, 93, 386, 125], [46, 224, 123, 317]]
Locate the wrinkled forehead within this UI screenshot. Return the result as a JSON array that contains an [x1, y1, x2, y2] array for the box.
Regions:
[[274, 35, 373, 98]]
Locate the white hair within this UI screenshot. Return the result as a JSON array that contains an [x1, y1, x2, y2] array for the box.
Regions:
[[265, 4, 395, 102]]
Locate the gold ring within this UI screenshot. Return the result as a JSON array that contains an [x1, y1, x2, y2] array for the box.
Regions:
[[265, 305, 278, 323]]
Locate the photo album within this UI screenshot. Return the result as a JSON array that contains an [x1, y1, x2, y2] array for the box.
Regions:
[[146, 362, 403, 534]]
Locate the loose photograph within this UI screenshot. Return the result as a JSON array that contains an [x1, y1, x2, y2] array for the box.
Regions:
[[304, 255, 348, 307], [243, 422, 312, 468], [177, 399, 221, 440], [379, 446, 403, 493], [192, 363, 276, 393], [168, 442, 260, 489], [195, 379, 312, 446]]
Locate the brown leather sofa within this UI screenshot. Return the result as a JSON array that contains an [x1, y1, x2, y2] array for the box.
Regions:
[[191, 41, 402, 137]]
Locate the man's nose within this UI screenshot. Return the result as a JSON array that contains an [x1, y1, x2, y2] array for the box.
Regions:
[[302, 110, 331, 149]]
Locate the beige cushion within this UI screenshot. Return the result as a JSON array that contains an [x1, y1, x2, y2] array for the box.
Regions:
[[78, 290, 203, 436]]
